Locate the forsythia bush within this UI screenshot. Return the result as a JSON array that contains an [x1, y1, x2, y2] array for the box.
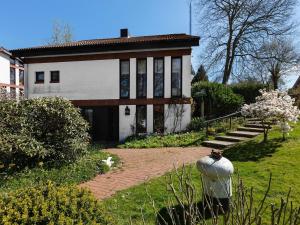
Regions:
[[0, 97, 90, 166], [0, 182, 114, 225]]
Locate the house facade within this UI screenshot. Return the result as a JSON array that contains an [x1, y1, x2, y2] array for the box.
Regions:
[[11, 29, 199, 141], [0, 47, 24, 99]]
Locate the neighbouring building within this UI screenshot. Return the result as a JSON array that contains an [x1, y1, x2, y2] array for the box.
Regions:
[[11, 29, 200, 142], [292, 76, 300, 90], [0, 47, 24, 99]]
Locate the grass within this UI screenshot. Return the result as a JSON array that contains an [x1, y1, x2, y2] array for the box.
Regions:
[[0, 145, 119, 192], [118, 131, 206, 148], [104, 122, 300, 224]]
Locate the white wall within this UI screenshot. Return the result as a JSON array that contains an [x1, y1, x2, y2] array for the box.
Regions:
[[147, 104, 153, 134], [0, 53, 10, 84], [164, 56, 171, 98], [26, 51, 193, 141], [27, 59, 119, 99], [182, 55, 192, 98], [129, 58, 136, 99], [164, 104, 191, 133], [119, 105, 136, 141], [147, 57, 153, 98]]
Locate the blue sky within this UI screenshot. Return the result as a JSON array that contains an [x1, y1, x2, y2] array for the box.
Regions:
[[0, 0, 299, 87]]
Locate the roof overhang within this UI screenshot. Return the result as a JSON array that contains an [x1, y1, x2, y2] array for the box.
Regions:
[[10, 34, 200, 58]]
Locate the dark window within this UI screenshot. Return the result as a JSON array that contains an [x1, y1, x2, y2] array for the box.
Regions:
[[154, 58, 164, 98], [120, 60, 130, 98], [153, 105, 164, 133], [19, 70, 24, 86], [137, 59, 147, 98], [35, 72, 44, 83], [171, 57, 182, 97], [136, 105, 147, 134], [10, 87, 16, 98], [10, 68, 16, 85], [50, 71, 60, 83]]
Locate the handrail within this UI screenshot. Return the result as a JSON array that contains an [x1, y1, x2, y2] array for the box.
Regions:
[[203, 111, 243, 137], [204, 111, 241, 124]]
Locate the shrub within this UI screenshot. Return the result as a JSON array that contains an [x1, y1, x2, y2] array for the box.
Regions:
[[231, 81, 266, 104], [0, 97, 90, 166], [188, 117, 205, 131], [192, 82, 244, 118], [0, 182, 114, 224], [21, 98, 90, 162]]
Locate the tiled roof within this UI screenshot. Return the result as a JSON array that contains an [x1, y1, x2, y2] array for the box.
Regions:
[[0, 47, 12, 56], [293, 76, 300, 89], [10, 33, 200, 57]]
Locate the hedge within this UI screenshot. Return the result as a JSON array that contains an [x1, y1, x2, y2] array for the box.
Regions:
[[192, 82, 244, 118], [230, 81, 266, 104]]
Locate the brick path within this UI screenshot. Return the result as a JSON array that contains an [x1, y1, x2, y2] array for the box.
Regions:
[[79, 147, 211, 200]]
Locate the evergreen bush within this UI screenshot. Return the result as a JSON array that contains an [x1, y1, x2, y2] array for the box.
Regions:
[[192, 82, 244, 118], [0, 97, 89, 167], [0, 182, 114, 224], [230, 81, 266, 104]]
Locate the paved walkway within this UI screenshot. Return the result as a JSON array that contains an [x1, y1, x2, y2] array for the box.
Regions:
[[79, 147, 211, 200]]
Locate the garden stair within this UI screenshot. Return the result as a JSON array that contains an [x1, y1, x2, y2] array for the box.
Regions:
[[202, 119, 272, 149]]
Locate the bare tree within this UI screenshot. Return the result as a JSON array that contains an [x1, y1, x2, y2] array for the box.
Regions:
[[196, 0, 297, 84], [48, 20, 74, 45], [252, 39, 300, 89]]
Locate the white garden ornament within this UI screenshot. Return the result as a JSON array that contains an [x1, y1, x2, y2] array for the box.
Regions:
[[102, 157, 114, 167], [241, 89, 300, 141]]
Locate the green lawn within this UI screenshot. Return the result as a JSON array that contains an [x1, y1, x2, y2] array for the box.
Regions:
[[118, 131, 206, 148], [0, 145, 119, 192], [104, 123, 300, 224]]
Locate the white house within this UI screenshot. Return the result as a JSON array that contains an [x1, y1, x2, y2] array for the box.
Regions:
[[11, 29, 200, 142], [0, 47, 24, 99]]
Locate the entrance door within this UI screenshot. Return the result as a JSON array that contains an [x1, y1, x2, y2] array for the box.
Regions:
[[81, 106, 119, 142]]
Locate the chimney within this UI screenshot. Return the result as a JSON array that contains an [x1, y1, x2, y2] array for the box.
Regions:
[[120, 28, 129, 38]]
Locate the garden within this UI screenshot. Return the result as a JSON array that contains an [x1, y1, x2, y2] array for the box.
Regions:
[[0, 97, 117, 224], [1, 82, 300, 224]]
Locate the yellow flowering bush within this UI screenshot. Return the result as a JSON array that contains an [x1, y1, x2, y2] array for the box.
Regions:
[[0, 182, 114, 224]]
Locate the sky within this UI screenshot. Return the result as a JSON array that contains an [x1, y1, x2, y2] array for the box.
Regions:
[[0, 0, 299, 88]]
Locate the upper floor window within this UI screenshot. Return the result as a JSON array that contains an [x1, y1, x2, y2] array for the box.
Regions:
[[10, 68, 16, 85], [50, 71, 60, 83], [19, 70, 24, 86], [137, 59, 147, 98], [171, 57, 182, 97], [120, 60, 130, 99], [35, 71, 45, 83], [153, 58, 164, 98]]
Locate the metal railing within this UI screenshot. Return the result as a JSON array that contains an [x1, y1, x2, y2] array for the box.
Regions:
[[204, 111, 243, 137]]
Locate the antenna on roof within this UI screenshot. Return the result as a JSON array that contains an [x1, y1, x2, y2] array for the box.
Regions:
[[189, 1, 192, 35]]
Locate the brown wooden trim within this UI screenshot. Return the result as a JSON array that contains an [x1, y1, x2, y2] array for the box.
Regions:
[[0, 83, 24, 89], [72, 98, 191, 107], [10, 64, 24, 70], [24, 49, 191, 64]]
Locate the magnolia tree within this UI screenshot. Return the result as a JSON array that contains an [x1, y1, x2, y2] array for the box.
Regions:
[[241, 89, 300, 142]]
